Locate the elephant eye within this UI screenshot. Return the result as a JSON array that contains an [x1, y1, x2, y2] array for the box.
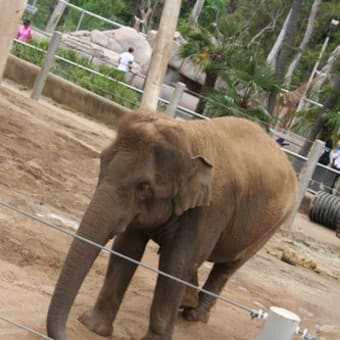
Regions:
[[136, 182, 152, 200]]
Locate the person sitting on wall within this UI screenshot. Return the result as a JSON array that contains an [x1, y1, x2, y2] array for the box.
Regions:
[[17, 19, 32, 43]]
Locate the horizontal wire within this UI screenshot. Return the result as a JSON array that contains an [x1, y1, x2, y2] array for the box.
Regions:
[[0, 198, 256, 315], [0, 314, 52, 340], [12, 39, 320, 138]]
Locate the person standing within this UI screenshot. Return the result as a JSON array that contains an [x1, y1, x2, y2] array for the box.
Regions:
[[117, 47, 134, 73], [17, 19, 32, 43], [331, 141, 340, 196], [332, 141, 340, 171]]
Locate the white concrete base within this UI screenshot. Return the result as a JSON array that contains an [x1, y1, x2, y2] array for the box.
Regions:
[[257, 306, 300, 340]]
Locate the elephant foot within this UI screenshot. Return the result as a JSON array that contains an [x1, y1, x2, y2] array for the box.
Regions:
[[78, 308, 113, 337], [141, 330, 171, 340], [180, 288, 199, 309], [182, 305, 210, 323]]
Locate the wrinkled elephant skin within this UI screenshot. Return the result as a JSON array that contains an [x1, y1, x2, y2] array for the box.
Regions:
[[47, 111, 298, 340]]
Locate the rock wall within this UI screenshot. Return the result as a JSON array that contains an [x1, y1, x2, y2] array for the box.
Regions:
[[61, 27, 205, 87]]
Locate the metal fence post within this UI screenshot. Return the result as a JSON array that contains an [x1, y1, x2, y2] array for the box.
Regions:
[[31, 31, 62, 100], [166, 82, 186, 117], [45, 0, 70, 33], [296, 140, 325, 208], [289, 139, 324, 230], [76, 11, 85, 31]]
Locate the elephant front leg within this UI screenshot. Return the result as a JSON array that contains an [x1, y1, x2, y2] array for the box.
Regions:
[[182, 261, 242, 323], [79, 230, 148, 337], [142, 246, 191, 340], [180, 272, 199, 309]]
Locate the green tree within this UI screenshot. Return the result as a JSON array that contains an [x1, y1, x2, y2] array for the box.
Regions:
[[299, 76, 340, 156], [266, 0, 304, 115], [180, 16, 275, 122]]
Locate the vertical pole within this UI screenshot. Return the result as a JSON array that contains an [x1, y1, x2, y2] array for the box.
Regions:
[[296, 140, 324, 209], [166, 82, 186, 117], [45, 0, 70, 33], [296, 35, 330, 112], [257, 307, 300, 340], [31, 31, 62, 100], [289, 139, 324, 230], [140, 0, 182, 111], [0, 0, 27, 82], [76, 11, 85, 31]]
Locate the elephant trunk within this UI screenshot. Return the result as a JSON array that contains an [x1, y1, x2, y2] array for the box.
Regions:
[[47, 189, 125, 340]]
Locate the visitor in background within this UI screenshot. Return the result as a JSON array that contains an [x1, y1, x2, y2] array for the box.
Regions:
[[17, 19, 32, 43], [117, 47, 134, 73], [331, 141, 340, 171], [311, 138, 333, 192], [331, 140, 340, 196], [318, 138, 333, 166]]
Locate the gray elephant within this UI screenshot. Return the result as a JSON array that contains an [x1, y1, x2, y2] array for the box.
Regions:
[[47, 111, 298, 340]]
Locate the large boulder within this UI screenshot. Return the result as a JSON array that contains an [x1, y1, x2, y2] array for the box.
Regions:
[[104, 27, 152, 73], [146, 30, 205, 85], [90, 30, 109, 48]]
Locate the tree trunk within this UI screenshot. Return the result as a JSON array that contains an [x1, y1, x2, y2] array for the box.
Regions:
[[299, 76, 340, 156], [191, 0, 205, 23], [285, 0, 322, 87], [195, 71, 218, 114], [0, 0, 27, 81], [140, 0, 182, 111], [267, 0, 303, 115], [266, 9, 292, 71]]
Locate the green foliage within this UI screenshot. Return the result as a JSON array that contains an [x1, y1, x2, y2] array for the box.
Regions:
[[29, 0, 56, 30], [12, 40, 140, 110], [180, 14, 276, 121], [12, 39, 49, 66]]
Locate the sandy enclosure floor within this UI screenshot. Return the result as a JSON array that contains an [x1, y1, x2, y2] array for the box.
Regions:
[[0, 83, 340, 340]]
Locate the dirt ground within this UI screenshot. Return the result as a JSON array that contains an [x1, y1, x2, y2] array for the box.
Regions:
[[0, 83, 339, 340]]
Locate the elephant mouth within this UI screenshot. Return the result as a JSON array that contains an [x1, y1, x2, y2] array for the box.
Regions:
[[142, 214, 179, 243]]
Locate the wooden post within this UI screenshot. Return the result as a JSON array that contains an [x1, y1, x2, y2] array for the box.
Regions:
[[31, 32, 62, 100], [166, 82, 186, 117], [140, 0, 182, 111], [289, 139, 324, 231], [0, 0, 27, 82]]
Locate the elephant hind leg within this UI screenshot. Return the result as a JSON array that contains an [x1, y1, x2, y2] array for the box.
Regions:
[[182, 260, 242, 323], [180, 271, 199, 309]]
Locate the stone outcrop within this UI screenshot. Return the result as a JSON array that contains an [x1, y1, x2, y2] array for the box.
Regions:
[[60, 27, 205, 86]]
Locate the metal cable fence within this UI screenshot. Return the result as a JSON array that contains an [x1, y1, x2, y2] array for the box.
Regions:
[[9, 38, 340, 196], [27, 0, 127, 33], [0, 197, 269, 339], [24, 0, 329, 137], [0, 314, 52, 340], [11, 38, 143, 110]]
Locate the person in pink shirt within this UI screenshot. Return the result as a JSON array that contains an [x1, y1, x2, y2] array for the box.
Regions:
[[17, 19, 32, 42]]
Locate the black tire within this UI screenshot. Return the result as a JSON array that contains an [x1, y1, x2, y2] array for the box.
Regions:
[[309, 192, 340, 230]]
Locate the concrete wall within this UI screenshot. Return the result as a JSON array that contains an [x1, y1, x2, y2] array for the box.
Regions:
[[4, 55, 131, 126]]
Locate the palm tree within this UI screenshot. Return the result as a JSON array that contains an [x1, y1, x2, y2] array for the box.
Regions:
[[180, 17, 276, 123]]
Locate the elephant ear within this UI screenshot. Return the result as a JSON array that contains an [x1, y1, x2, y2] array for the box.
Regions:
[[174, 155, 213, 216]]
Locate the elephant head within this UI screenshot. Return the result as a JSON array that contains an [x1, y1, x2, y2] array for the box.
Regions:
[[47, 111, 213, 339]]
